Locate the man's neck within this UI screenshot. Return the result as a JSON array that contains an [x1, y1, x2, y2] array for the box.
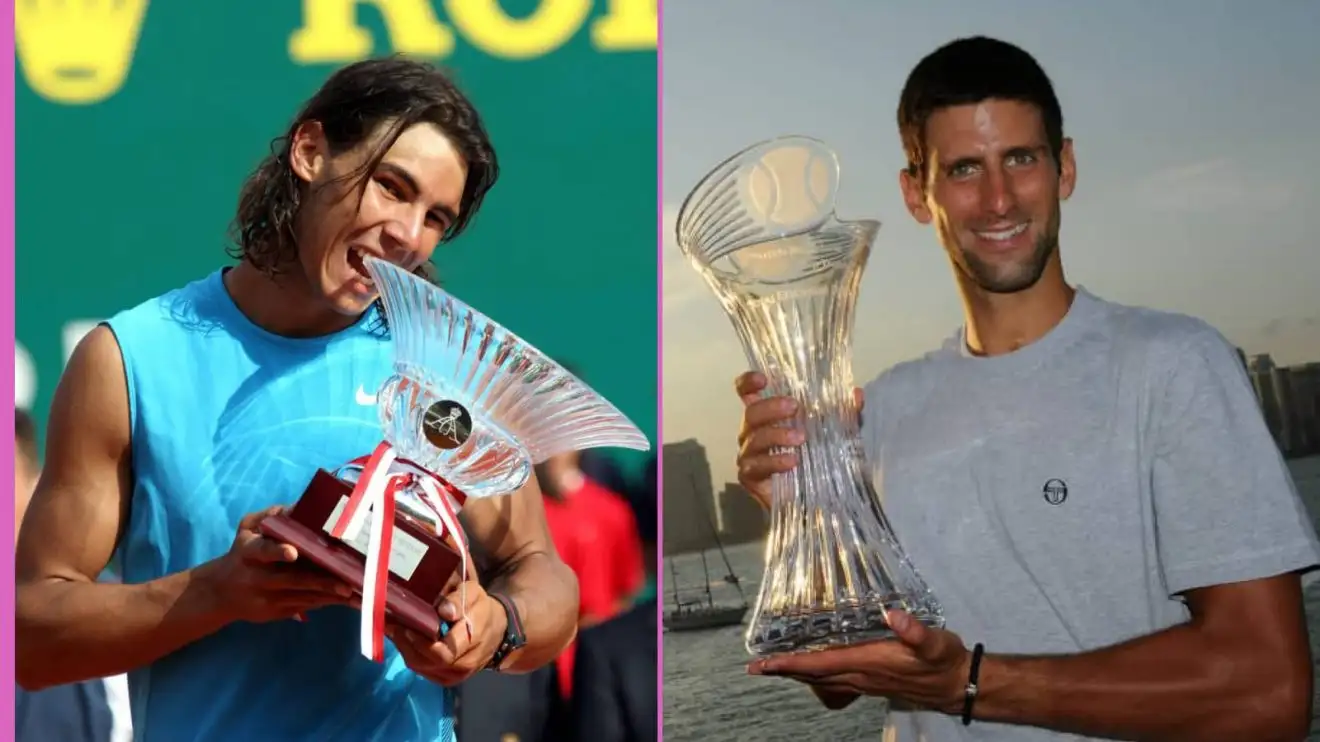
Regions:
[[224, 261, 361, 338], [956, 266, 1076, 358]]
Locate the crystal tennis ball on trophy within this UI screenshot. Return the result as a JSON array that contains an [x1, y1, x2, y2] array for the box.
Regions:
[[262, 256, 651, 654], [675, 136, 944, 657]]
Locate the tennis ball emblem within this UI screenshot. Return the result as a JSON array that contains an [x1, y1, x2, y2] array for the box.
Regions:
[[744, 143, 836, 229]]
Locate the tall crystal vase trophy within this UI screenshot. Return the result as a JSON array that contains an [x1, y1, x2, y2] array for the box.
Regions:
[[675, 136, 943, 669], [262, 256, 651, 662]]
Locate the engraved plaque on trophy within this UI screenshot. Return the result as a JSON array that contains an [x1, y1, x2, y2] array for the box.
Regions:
[[674, 136, 944, 659], [259, 468, 464, 640]]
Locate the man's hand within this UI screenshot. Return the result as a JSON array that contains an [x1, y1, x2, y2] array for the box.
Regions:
[[199, 506, 355, 625], [388, 576, 507, 687], [748, 610, 971, 715], [735, 371, 863, 508]]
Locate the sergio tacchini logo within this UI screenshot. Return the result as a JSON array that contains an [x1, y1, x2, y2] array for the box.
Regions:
[[1042, 478, 1068, 506]]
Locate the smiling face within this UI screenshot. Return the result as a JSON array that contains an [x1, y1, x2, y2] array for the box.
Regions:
[[900, 98, 1076, 295], [288, 120, 469, 316]]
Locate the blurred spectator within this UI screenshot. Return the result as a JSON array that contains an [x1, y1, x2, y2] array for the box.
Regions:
[[538, 448, 645, 699], [615, 457, 657, 604], [453, 651, 563, 742], [580, 449, 632, 503], [14, 409, 131, 742], [451, 521, 562, 742], [568, 454, 658, 742], [455, 362, 651, 741], [558, 366, 647, 604], [457, 454, 654, 742]]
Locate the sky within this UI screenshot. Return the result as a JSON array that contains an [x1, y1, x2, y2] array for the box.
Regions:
[[661, 0, 1320, 489]]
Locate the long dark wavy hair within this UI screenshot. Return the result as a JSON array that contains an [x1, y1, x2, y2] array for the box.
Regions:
[[226, 56, 500, 330]]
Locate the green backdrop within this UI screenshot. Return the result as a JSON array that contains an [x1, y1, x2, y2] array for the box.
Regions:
[[14, 0, 658, 476]]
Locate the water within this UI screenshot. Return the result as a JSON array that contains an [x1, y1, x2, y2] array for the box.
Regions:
[[663, 456, 1320, 741]]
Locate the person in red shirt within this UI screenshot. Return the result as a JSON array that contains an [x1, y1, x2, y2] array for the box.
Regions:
[[536, 448, 645, 698]]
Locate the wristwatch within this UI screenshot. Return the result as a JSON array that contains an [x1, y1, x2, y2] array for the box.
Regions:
[[484, 592, 526, 672]]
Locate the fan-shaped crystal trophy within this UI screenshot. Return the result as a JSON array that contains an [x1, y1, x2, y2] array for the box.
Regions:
[[262, 256, 651, 660], [675, 136, 943, 658]]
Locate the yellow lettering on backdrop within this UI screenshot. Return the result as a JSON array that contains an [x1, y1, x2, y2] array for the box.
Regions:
[[290, 0, 455, 64], [289, 0, 656, 64], [590, 0, 656, 51], [15, 0, 151, 105], [445, 0, 589, 60]]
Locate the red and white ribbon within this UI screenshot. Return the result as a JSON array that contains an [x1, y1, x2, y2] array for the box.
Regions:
[[415, 476, 472, 642], [329, 442, 471, 662]]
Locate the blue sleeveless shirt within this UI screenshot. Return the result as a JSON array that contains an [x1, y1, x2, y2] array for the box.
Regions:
[[105, 269, 454, 742]]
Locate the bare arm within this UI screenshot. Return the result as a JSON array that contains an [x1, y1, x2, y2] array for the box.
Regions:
[[15, 326, 351, 690], [460, 474, 579, 672], [972, 574, 1312, 742], [15, 326, 233, 689], [756, 575, 1312, 742]]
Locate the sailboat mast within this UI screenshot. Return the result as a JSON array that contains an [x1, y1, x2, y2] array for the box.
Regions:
[[668, 558, 681, 603], [689, 471, 747, 602], [700, 551, 714, 608]]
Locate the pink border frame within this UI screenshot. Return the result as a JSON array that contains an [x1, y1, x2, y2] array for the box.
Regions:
[[1, 5, 664, 737], [3, 5, 18, 731], [655, 2, 667, 739]]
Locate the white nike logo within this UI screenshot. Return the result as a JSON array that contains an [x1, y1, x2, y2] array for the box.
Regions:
[[356, 385, 377, 406]]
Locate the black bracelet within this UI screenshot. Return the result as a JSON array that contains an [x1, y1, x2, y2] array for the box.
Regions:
[[961, 643, 985, 726], [483, 592, 525, 672]]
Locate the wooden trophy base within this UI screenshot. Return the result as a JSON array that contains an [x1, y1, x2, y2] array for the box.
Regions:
[[259, 469, 461, 639]]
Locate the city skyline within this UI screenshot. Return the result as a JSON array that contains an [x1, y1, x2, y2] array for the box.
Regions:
[[662, 1, 1320, 488], [663, 439, 768, 555], [1245, 354, 1320, 460]]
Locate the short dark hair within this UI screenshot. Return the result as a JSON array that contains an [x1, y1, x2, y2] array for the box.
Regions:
[[15, 407, 38, 468], [228, 56, 500, 276], [897, 36, 1064, 178]]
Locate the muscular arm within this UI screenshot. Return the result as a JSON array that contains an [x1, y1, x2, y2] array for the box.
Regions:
[[972, 573, 1312, 742], [15, 326, 231, 690], [461, 474, 579, 672]]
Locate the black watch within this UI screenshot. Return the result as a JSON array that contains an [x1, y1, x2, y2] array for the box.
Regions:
[[484, 592, 526, 672]]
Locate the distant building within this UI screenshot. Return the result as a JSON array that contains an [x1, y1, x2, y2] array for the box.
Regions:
[[717, 481, 768, 545], [1245, 353, 1320, 459], [1286, 362, 1320, 455], [662, 439, 719, 554]]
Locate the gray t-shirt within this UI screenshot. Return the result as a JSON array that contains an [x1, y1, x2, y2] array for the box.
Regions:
[[858, 287, 1320, 742]]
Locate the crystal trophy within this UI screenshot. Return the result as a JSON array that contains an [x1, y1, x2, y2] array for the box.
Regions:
[[674, 136, 944, 657], [262, 256, 651, 660]]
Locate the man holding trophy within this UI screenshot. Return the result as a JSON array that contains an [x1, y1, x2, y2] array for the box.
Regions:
[[15, 57, 647, 742], [712, 37, 1317, 742]]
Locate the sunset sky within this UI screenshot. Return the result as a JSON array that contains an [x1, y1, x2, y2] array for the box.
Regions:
[[662, 0, 1320, 488]]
